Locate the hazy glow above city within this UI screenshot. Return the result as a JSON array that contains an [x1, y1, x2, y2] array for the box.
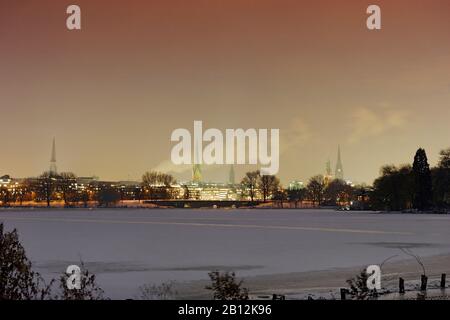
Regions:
[[1, 0, 450, 184]]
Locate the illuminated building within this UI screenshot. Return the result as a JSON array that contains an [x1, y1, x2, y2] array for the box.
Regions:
[[288, 181, 304, 190]]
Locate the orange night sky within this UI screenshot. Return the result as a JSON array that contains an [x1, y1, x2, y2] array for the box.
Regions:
[[1, 0, 450, 184]]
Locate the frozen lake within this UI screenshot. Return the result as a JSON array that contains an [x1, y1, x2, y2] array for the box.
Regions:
[[0, 208, 449, 299]]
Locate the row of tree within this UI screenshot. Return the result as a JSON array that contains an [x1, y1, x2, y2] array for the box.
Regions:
[[240, 170, 281, 202], [240, 147, 450, 211], [2, 147, 449, 210], [0, 169, 364, 208], [0, 171, 180, 208], [370, 148, 450, 211], [239, 170, 364, 208]]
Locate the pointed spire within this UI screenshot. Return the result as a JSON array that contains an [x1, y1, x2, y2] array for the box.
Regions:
[[228, 165, 235, 185], [192, 133, 202, 183], [326, 159, 332, 176], [51, 137, 56, 162], [49, 138, 57, 174], [335, 145, 344, 180], [192, 164, 202, 183]]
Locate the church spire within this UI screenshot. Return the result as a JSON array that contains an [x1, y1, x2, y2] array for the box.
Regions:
[[335, 145, 344, 180], [49, 137, 57, 174], [228, 165, 235, 185], [192, 137, 202, 183]]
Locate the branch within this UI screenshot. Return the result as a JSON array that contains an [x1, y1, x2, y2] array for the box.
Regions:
[[399, 248, 426, 276]]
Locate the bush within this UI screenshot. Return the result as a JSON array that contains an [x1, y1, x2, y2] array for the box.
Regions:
[[346, 269, 377, 300], [0, 223, 106, 300], [58, 262, 106, 300], [206, 271, 249, 300], [0, 223, 53, 300]]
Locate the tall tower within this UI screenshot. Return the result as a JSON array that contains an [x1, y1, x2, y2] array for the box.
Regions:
[[192, 164, 202, 183], [49, 138, 57, 175], [335, 145, 344, 180], [192, 138, 202, 183], [228, 165, 235, 185], [326, 159, 332, 177], [324, 159, 333, 185]]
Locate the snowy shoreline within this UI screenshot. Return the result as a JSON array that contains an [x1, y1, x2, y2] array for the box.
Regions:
[[173, 253, 450, 300]]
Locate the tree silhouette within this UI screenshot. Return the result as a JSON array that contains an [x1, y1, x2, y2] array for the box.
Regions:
[[324, 179, 353, 206], [287, 188, 306, 208], [437, 148, 450, 169], [371, 165, 413, 211], [36, 172, 57, 207], [142, 171, 176, 200], [258, 175, 280, 202], [432, 149, 450, 208], [0, 223, 53, 300], [96, 185, 120, 207], [59, 172, 77, 207], [306, 175, 325, 205], [412, 148, 432, 211], [206, 271, 249, 300], [241, 171, 260, 201]]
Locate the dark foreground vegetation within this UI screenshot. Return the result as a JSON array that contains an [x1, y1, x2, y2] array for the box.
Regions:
[[0, 223, 104, 300]]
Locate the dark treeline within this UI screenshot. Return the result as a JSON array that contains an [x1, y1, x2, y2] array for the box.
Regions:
[[239, 170, 365, 209], [371, 148, 450, 212], [1, 148, 449, 211], [0, 170, 180, 208], [239, 147, 450, 212]]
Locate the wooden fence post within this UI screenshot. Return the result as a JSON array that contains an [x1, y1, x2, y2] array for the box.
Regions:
[[399, 277, 405, 294], [441, 273, 446, 289], [340, 288, 347, 300], [420, 275, 428, 291]]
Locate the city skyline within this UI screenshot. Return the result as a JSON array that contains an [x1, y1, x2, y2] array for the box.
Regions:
[[5, 138, 351, 185], [1, 0, 450, 184], [3, 137, 441, 188]]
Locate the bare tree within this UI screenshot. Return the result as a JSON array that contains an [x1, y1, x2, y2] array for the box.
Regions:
[[80, 189, 90, 208], [241, 171, 260, 201], [273, 189, 287, 208], [134, 185, 143, 203], [258, 175, 280, 202], [287, 188, 307, 208], [142, 171, 176, 200], [36, 172, 57, 207], [59, 172, 77, 207], [306, 175, 325, 206], [0, 186, 13, 207], [16, 180, 31, 206]]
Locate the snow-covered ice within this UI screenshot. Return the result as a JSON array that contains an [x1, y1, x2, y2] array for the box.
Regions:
[[0, 208, 449, 299]]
